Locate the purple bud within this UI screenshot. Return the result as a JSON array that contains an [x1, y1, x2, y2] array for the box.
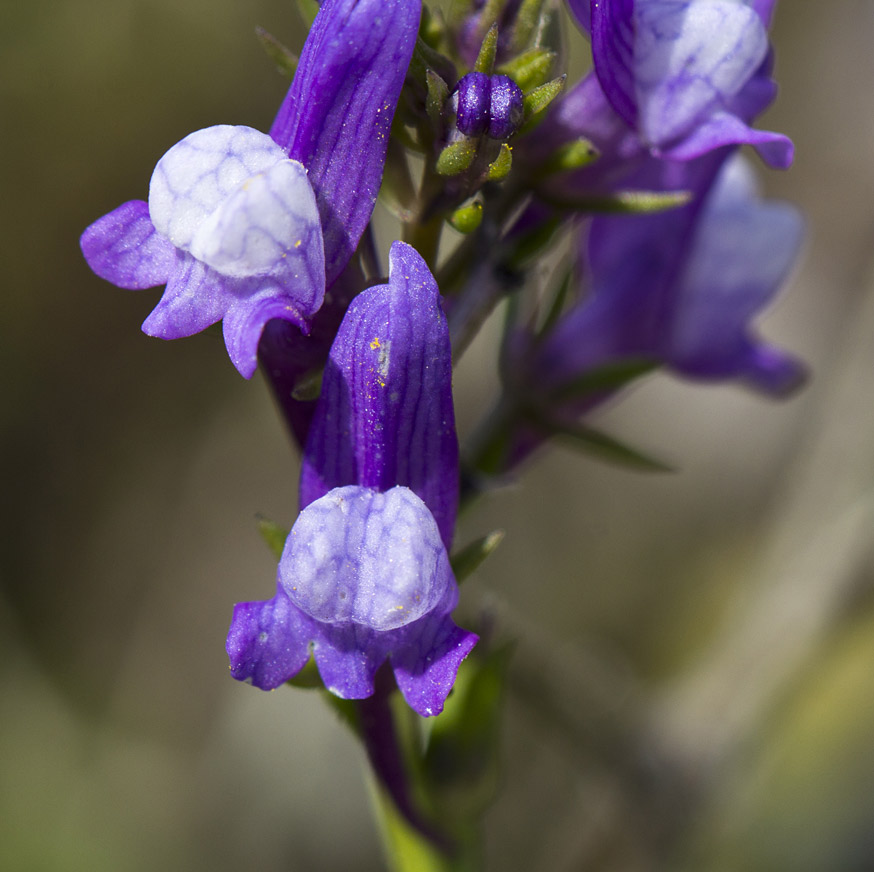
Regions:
[[488, 74, 524, 140], [456, 71, 491, 136], [455, 72, 525, 141]]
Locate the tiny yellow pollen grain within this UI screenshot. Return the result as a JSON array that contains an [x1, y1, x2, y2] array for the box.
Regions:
[[370, 337, 381, 350], [294, 239, 302, 248]]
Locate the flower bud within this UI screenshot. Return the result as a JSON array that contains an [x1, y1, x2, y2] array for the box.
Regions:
[[488, 74, 524, 139], [454, 71, 524, 141], [455, 71, 491, 136]]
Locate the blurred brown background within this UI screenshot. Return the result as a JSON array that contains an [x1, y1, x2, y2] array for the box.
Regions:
[[3, 2, 874, 869]]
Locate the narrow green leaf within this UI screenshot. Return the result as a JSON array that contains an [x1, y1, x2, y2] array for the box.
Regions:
[[500, 215, 562, 270], [256, 514, 289, 559], [425, 69, 450, 129], [380, 139, 418, 222], [543, 188, 693, 214], [420, 4, 447, 51], [295, 0, 320, 29], [436, 137, 478, 175], [450, 530, 505, 583], [472, 0, 504, 36], [255, 27, 299, 78], [510, 0, 548, 52], [286, 656, 322, 689], [540, 138, 600, 175], [545, 419, 674, 472], [497, 48, 555, 92], [410, 38, 457, 95], [291, 366, 323, 401], [538, 268, 574, 336], [522, 75, 566, 120], [474, 23, 499, 74], [546, 358, 658, 401], [424, 645, 514, 820], [486, 143, 513, 181], [368, 780, 452, 872], [324, 694, 359, 731]]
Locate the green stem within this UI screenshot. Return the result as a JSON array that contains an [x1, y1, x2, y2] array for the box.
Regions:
[[354, 671, 484, 870], [403, 215, 443, 271], [355, 670, 452, 857]]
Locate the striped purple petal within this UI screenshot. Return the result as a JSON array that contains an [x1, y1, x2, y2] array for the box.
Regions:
[[300, 241, 459, 550], [270, 0, 421, 285]]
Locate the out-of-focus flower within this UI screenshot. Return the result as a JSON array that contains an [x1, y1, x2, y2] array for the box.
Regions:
[[536, 153, 805, 395], [227, 243, 476, 717], [563, 0, 792, 166]]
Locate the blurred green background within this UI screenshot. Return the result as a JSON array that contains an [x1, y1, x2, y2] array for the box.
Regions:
[[3, 2, 874, 869]]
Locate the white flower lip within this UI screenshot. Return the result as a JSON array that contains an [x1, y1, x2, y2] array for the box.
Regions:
[[634, 1, 768, 144], [148, 124, 321, 280], [280, 485, 451, 632]]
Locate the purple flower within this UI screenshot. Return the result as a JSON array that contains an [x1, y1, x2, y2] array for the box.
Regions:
[[81, 0, 421, 378], [535, 153, 805, 396], [562, 0, 792, 167], [81, 127, 324, 377], [227, 242, 476, 717]]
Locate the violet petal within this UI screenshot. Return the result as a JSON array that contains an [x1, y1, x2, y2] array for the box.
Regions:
[[300, 241, 459, 549], [227, 586, 313, 690], [590, 0, 637, 129], [221, 283, 311, 379], [391, 603, 478, 717], [270, 0, 421, 285], [590, 0, 774, 151], [311, 622, 386, 699], [539, 154, 804, 396], [660, 108, 793, 168], [141, 252, 238, 339], [80, 200, 175, 290], [667, 155, 805, 391]]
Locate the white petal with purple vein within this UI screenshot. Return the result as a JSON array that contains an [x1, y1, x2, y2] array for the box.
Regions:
[[281, 486, 451, 632], [148, 125, 287, 249], [189, 158, 320, 279], [634, 0, 767, 145]]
